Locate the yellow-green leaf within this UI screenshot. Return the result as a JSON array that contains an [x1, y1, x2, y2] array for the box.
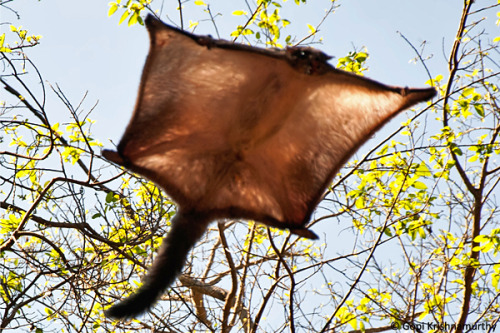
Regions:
[[118, 10, 129, 25], [232, 10, 247, 16], [412, 181, 428, 190], [307, 24, 316, 34], [108, 3, 119, 17], [128, 12, 139, 26]]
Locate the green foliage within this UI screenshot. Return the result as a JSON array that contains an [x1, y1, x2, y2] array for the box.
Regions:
[[336, 50, 369, 74], [0, 33, 11, 53], [0, 25, 42, 53], [108, 0, 150, 26], [229, 0, 293, 47]]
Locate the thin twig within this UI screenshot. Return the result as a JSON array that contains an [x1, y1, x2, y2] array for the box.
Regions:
[[218, 222, 238, 333], [397, 31, 433, 84]]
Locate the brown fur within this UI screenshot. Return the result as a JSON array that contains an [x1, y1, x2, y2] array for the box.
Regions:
[[103, 14, 435, 318]]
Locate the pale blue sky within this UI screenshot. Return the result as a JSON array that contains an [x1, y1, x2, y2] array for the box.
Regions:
[[2, 2, 500, 329], [1, 0, 479, 147]]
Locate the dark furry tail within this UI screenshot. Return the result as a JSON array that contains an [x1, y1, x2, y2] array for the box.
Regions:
[[105, 211, 210, 319]]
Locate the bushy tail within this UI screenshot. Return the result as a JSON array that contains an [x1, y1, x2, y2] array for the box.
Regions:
[[105, 211, 210, 319]]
